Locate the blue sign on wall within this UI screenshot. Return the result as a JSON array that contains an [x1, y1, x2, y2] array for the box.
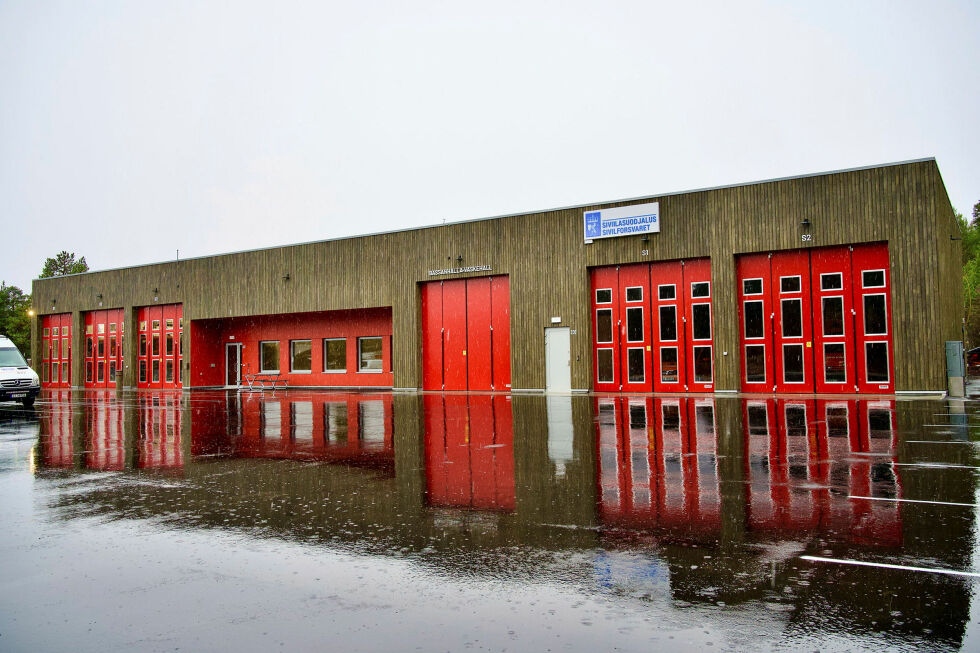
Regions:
[[583, 201, 660, 242]]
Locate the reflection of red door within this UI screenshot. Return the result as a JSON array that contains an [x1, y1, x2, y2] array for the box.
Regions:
[[424, 394, 515, 510]]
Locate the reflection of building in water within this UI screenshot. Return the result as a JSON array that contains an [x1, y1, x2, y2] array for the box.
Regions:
[[137, 393, 183, 469], [597, 397, 901, 545], [744, 399, 900, 545], [424, 395, 515, 511], [190, 392, 394, 470], [85, 391, 126, 471], [597, 397, 719, 534], [40, 389, 75, 467]]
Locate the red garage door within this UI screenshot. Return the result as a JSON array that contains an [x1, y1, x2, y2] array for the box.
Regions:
[[84, 309, 125, 388], [736, 243, 893, 394], [41, 313, 72, 388], [590, 259, 713, 393], [421, 276, 511, 391], [137, 304, 183, 389]]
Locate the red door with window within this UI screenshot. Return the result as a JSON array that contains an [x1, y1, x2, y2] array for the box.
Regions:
[[736, 254, 774, 393], [41, 314, 72, 388], [618, 264, 652, 392], [137, 304, 184, 389], [770, 250, 814, 393], [650, 261, 687, 393], [851, 244, 893, 393], [737, 243, 893, 395], [591, 259, 713, 393], [84, 309, 125, 388]]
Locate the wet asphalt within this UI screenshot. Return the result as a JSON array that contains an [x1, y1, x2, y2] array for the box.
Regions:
[[0, 385, 978, 652]]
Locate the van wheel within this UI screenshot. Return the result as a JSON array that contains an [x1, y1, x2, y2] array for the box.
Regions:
[[21, 397, 35, 407]]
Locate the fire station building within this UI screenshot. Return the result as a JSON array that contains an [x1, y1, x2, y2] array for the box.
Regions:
[[31, 158, 962, 395]]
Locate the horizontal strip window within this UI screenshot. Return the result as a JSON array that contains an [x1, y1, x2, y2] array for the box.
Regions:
[[658, 284, 676, 300], [690, 281, 710, 298], [820, 272, 843, 291], [595, 288, 612, 304], [862, 269, 885, 288], [742, 278, 763, 295], [625, 286, 643, 302], [780, 276, 801, 293]]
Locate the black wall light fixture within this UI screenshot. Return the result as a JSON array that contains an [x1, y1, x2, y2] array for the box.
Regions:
[[801, 217, 811, 228]]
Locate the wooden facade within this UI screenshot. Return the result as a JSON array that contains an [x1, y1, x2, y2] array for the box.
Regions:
[[30, 158, 961, 393]]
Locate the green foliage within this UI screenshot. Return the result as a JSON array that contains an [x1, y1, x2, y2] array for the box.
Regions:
[[960, 201, 980, 347], [0, 282, 31, 355], [40, 251, 89, 278]]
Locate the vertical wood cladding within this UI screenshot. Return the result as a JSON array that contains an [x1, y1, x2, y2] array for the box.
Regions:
[[30, 159, 959, 392]]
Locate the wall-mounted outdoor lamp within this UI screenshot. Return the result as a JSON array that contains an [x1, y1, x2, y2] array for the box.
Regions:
[[455, 255, 464, 266], [801, 217, 811, 228], [282, 273, 291, 281]]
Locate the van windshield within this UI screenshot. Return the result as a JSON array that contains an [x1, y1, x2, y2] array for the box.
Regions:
[[0, 346, 28, 367]]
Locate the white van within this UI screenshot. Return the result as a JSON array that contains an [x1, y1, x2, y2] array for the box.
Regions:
[[0, 335, 40, 407]]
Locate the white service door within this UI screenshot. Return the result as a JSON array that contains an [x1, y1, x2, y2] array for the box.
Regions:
[[545, 327, 571, 393]]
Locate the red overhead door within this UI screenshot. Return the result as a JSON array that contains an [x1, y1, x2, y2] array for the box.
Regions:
[[736, 243, 893, 394], [420, 276, 511, 391], [590, 259, 714, 393], [41, 313, 72, 388], [84, 309, 125, 388], [137, 304, 184, 389]]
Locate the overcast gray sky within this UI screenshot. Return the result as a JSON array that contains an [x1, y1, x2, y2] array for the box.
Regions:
[[2, 0, 978, 292]]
